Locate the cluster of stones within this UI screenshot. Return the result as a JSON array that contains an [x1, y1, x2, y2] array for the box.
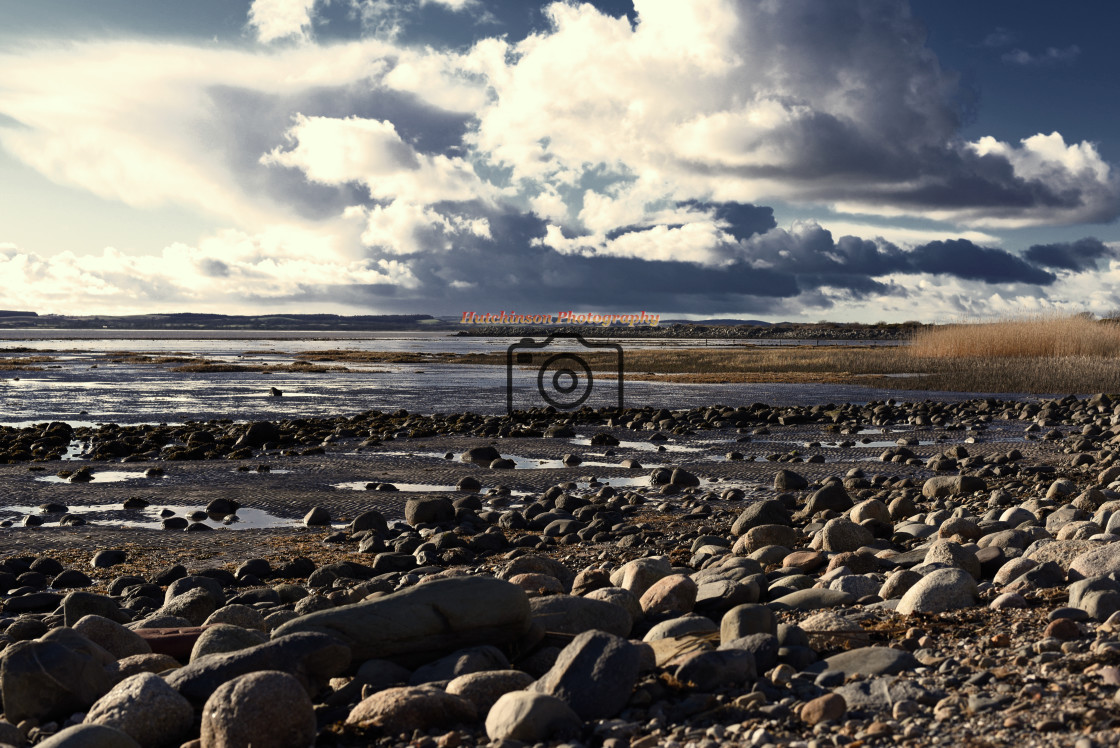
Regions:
[[1, 395, 1090, 464], [4, 393, 1120, 744]]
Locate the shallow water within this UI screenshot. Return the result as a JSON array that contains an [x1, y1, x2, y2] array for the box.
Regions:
[[35, 471, 161, 484], [331, 481, 460, 492], [0, 330, 1036, 426]]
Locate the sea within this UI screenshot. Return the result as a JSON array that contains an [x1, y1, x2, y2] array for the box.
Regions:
[[0, 330, 1032, 427]]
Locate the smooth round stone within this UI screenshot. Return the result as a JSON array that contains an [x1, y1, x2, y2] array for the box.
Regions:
[[201, 671, 317, 747], [1048, 606, 1090, 622], [897, 568, 978, 615]]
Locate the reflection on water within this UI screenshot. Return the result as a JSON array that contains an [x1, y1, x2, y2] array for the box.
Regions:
[[571, 438, 704, 453], [332, 481, 459, 492], [36, 471, 160, 484]]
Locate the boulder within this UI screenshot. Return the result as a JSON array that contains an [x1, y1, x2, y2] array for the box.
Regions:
[[272, 576, 531, 665], [346, 686, 476, 735], [165, 632, 350, 708], [897, 568, 978, 615], [485, 692, 582, 743], [200, 671, 317, 748], [85, 672, 193, 748], [0, 628, 116, 723], [530, 594, 632, 637], [533, 630, 641, 720]]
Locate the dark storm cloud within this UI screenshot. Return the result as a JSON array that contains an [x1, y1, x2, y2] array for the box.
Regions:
[[685, 115, 1119, 224], [606, 201, 776, 243], [345, 201, 1073, 314], [905, 240, 1056, 284], [1024, 237, 1115, 271], [355, 204, 802, 314], [738, 226, 1056, 289]]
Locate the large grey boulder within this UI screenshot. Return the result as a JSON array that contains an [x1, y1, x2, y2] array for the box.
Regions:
[[72, 615, 152, 659], [668, 648, 757, 691], [773, 470, 808, 490], [346, 686, 477, 735], [821, 646, 921, 677], [85, 672, 193, 748], [272, 576, 532, 665], [804, 483, 852, 514], [530, 594, 632, 637], [36, 724, 141, 748], [1068, 577, 1120, 621], [159, 587, 218, 626], [200, 671, 317, 748], [922, 475, 986, 499], [0, 628, 116, 724], [720, 604, 776, 640], [533, 630, 641, 720], [924, 540, 981, 579], [897, 568, 978, 615], [190, 623, 268, 662], [165, 632, 350, 708], [731, 500, 792, 536], [447, 670, 535, 715], [409, 645, 509, 686], [769, 588, 855, 611], [1068, 542, 1120, 580], [462, 446, 501, 464], [818, 518, 873, 553], [485, 692, 582, 743], [405, 497, 455, 526], [610, 557, 672, 598]]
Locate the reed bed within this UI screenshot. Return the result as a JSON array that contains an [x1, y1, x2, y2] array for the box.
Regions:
[[904, 315, 1120, 393], [909, 314, 1120, 358]]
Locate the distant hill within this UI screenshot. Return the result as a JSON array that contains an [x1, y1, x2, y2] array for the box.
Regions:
[[0, 312, 439, 331]]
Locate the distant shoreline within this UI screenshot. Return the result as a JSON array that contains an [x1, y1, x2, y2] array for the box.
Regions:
[[0, 311, 920, 340]]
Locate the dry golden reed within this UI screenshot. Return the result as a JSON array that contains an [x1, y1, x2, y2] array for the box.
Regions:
[[909, 314, 1120, 359]]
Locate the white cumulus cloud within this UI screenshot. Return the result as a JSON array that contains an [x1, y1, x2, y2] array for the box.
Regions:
[[248, 0, 320, 43]]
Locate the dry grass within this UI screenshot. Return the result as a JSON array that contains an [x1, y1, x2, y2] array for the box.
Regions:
[[910, 314, 1120, 358], [108, 355, 195, 365], [295, 350, 457, 364], [0, 355, 57, 370]]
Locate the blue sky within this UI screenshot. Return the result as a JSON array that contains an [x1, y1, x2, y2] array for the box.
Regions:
[[1, 0, 1118, 321]]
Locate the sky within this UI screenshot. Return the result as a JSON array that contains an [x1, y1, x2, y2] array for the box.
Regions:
[[1, 0, 1118, 322]]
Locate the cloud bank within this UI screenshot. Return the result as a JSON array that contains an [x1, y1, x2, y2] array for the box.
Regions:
[[0, 0, 1117, 320]]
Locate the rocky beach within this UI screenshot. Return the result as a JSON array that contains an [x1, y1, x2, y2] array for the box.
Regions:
[[1, 395, 1120, 746]]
